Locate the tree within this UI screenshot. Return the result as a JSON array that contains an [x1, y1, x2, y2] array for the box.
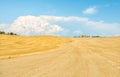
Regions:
[[81, 35, 88, 38], [7, 32, 17, 35], [0, 31, 17, 35], [0, 31, 5, 34]]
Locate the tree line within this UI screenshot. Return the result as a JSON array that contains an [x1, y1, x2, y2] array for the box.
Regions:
[[74, 35, 102, 38], [0, 31, 17, 35]]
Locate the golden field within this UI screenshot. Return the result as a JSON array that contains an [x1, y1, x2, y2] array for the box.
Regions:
[[0, 35, 120, 77], [0, 35, 71, 58]]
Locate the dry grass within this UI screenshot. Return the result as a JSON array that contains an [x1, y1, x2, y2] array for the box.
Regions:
[[0, 35, 120, 77], [0, 35, 71, 58]]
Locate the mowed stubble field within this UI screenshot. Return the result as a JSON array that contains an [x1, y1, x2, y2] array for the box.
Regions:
[[0, 35, 120, 77]]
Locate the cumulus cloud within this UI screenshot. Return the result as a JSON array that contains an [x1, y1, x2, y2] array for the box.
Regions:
[[0, 15, 120, 36], [0, 24, 8, 31], [73, 30, 83, 35], [2, 16, 64, 35], [83, 6, 97, 14]]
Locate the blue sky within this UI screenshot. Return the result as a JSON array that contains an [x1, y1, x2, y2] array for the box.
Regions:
[[0, 0, 120, 36]]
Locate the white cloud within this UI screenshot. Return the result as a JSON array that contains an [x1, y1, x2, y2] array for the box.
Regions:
[[73, 30, 83, 35], [3, 16, 64, 35], [83, 7, 97, 14], [0, 24, 9, 31], [0, 15, 120, 36]]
